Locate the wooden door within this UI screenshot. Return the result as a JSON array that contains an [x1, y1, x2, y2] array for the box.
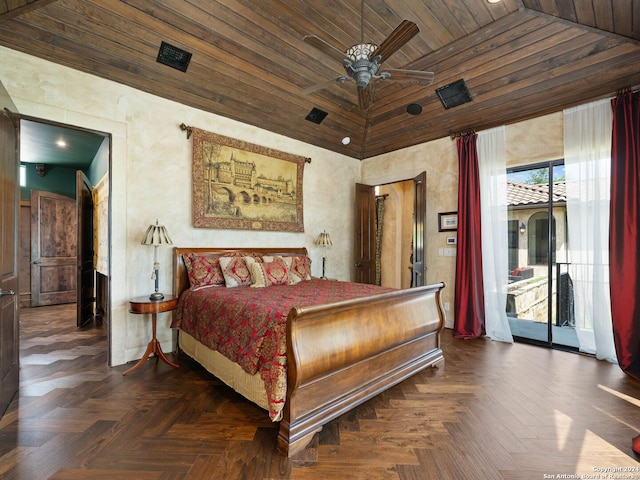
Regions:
[[412, 172, 427, 287], [354, 183, 376, 284], [0, 86, 20, 416], [76, 171, 94, 327], [31, 190, 77, 306]]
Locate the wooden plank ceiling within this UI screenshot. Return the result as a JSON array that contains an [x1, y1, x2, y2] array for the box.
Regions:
[[1, 0, 639, 160]]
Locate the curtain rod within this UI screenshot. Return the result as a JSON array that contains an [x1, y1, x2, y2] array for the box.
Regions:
[[179, 122, 312, 163], [179, 123, 193, 139], [450, 129, 476, 139]]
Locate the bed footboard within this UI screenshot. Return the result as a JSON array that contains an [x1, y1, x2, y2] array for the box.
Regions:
[[278, 282, 446, 457]]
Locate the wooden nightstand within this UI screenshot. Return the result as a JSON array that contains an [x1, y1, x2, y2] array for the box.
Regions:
[[122, 294, 180, 376]]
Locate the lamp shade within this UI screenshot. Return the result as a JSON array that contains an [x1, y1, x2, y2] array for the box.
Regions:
[[315, 231, 332, 248], [141, 220, 173, 246]]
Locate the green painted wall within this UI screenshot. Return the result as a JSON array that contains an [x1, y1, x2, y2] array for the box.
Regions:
[[20, 136, 109, 200], [88, 137, 109, 185], [20, 163, 78, 200]]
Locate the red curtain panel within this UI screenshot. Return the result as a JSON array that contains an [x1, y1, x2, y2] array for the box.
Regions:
[[610, 91, 640, 381], [453, 133, 486, 339]]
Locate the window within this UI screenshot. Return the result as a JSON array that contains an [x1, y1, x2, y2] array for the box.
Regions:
[[19, 164, 26, 187], [527, 212, 556, 265]]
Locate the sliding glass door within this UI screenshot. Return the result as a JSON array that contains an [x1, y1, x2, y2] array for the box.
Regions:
[[506, 161, 578, 349]]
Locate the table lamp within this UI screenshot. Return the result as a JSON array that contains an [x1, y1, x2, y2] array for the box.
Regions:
[[141, 219, 173, 300], [315, 230, 332, 279]]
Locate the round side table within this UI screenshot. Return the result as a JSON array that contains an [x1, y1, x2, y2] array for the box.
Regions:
[[122, 294, 180, 376]]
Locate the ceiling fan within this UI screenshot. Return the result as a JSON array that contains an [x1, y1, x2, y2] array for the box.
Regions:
[[301, 1, 434, 110]]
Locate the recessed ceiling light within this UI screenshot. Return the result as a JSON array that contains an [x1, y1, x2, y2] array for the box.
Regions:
[[56, 139, 67, 148], [487, 0, 502, 3], [341, 136, 351, 145], [407, 103, 422, 115]]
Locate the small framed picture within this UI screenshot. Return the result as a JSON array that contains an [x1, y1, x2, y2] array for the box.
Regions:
[[438, 211, 458, 232]]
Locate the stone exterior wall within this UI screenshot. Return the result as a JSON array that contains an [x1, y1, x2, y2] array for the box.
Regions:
[[507, 277, 556, 323]]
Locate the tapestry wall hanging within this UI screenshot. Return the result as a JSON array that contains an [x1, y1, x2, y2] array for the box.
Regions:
[[190, 128, 306, 232]]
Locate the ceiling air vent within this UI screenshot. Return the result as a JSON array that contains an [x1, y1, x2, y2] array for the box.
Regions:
[[156, 41, 192, 72], [436, 79, 472, 109], [305, 107, 328, 124]]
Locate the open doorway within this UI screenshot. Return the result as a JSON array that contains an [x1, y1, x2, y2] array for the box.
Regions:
[[506, 161, 578, 350], [355, 172, 425, 288], [18, 116, 111, 354], [376, 180, 414, 289]]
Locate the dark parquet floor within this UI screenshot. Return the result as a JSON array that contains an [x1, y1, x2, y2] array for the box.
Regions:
[[0, 303, 638, 479]]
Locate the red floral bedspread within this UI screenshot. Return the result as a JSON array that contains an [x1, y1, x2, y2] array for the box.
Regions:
[[171, 279, 394, 421]]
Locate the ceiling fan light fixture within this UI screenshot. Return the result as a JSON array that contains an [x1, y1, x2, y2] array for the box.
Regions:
[[345, 43, 377, 62], [303, 14, 425, 110], [345, 43, 380, 87]]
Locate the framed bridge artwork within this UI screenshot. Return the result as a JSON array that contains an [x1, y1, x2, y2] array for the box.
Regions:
[[190, 128, 308, 232]]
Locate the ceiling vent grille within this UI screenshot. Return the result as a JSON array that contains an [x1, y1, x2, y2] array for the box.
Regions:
[[305, 107, 328, 124], [156, 42, 192, 72], [436, 79, 472, 109]]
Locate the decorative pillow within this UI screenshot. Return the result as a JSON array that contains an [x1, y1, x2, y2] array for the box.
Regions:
[[250, 257, 290, 288], [283, 255, 312, 284], [244, 254, 265, 272], [183, 253, 225, 289], [219, 255, 255, 287]]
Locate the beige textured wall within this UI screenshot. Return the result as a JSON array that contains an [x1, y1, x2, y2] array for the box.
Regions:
[[0, 46, 360, 366], [362, 112, 565, 328], [507, 112, 563, 168]]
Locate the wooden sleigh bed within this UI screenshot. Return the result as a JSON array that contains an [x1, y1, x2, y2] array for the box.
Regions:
[[172, 246, 446, 457]]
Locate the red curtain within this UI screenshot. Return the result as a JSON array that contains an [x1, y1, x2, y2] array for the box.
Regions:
[[610, 91, 640, 381], [453, 133, 486, 339]]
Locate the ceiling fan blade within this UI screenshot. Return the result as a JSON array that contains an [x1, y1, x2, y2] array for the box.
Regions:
[[303, 35, 347, 63], [383, 69, 435, 86], [300, 76, 349, 95], [371, 20, 419, 64], [358, 84, 372, 110]]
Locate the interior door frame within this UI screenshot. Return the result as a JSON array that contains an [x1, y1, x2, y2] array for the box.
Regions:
[[18, 114, 112, 362], [355, 171, 426, 287], [412, 171, 427, 287], [506, 160, 570, 349]]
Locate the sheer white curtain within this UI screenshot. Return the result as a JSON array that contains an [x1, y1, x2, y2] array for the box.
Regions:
[[478, 127, 513, 342], [564, 99, 616, 362]]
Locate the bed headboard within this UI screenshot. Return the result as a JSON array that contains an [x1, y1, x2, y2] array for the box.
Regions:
[[173, 246, 309, 297]]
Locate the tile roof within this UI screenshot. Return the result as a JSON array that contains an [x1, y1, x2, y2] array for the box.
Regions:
[[507, 181, 566, 207]]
